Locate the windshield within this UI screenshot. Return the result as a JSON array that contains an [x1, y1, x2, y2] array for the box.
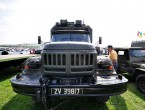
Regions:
[[129, 49, 145, 57], [51, 34, 91, 42]]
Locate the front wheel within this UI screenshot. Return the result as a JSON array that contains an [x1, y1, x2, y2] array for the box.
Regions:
[[136, 74, 145, 94]]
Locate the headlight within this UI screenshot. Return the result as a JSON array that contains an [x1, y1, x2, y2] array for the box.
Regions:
[[140, 64, 145, 69]]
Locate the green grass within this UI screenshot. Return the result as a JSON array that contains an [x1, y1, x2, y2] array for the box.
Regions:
[[0, 72, 145, 110]]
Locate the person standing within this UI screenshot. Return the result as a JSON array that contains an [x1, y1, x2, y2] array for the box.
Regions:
[[108, 45, 118, 70]]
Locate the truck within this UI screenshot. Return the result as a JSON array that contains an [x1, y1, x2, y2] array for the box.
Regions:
[[115, 41, 145, 94], [11, 20, 128, 109]]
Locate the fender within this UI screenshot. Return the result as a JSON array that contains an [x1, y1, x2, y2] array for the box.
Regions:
[[132, 68, 145, 78]]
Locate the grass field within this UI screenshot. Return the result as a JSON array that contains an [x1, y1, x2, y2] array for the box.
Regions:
[[0, 71, 145, 110]]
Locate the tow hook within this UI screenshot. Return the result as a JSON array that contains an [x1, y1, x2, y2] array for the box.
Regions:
[[42, 83, 48, 109], [36, 90, 41, 102]]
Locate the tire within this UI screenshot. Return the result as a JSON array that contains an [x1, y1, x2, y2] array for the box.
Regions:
[[94, 96, 109, 103], [136, 74, 145, 94]]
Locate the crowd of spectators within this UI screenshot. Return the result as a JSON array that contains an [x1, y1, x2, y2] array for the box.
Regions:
[[0, 46, 40, 55]]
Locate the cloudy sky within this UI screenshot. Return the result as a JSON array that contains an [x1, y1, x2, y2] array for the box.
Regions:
[[0, 0, 145, 47]]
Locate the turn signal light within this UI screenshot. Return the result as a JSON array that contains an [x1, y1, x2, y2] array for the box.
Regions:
[[108, 66, 113, 70], [24, 65, 29, 69]]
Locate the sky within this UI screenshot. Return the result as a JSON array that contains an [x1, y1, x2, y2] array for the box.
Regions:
[[0, 0, 145, 47]]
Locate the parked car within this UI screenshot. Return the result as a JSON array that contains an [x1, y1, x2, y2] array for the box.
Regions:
[[20, 49, 30, 54], [34, 49, 42, 54]]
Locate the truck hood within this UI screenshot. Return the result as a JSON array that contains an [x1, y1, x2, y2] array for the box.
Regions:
[[43, 42, 96, 50]]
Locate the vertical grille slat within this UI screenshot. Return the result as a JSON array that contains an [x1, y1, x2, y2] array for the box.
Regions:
[[74, 54, 76, 65], [46, 54, 48, 65], [88, 54, 90, 65], [60, 54, 62, 65], [51, 54, 53, 65], [81, 54, 84, 65], [84, 54, 86, 65], [56, 54, 58, 65], [53, 54, 56, 65]]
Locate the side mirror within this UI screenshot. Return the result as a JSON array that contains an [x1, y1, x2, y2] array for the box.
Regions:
[[99, 37, 102, 44], [38, 36, 41, 44]]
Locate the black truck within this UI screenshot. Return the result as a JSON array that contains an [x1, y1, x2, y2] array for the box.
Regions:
[[115, 41, 145, 94], [11, 20, 128, 109]]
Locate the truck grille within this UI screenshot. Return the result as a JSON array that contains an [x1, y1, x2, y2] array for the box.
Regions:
[[43, 53, 96, 75], [44, 54, 66, 66], [71, 54, 93, 66]]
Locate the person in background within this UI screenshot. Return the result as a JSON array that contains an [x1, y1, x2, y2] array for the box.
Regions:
[[108, 45, 118, 70]]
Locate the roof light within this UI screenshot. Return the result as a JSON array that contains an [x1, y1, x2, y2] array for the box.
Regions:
[[60, 19, 67, 26], [75, 20, 82, 27]]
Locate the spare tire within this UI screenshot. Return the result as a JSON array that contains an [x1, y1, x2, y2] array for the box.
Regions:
[[136, 74, 145, 94], [1, 51, 8, 55]]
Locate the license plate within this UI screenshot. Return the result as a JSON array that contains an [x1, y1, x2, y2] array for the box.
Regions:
[[51, 88, 83, 95], [61, 78, 76, 85]]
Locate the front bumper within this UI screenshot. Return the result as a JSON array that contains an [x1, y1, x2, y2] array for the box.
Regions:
[[11, 74, 128, 97]]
